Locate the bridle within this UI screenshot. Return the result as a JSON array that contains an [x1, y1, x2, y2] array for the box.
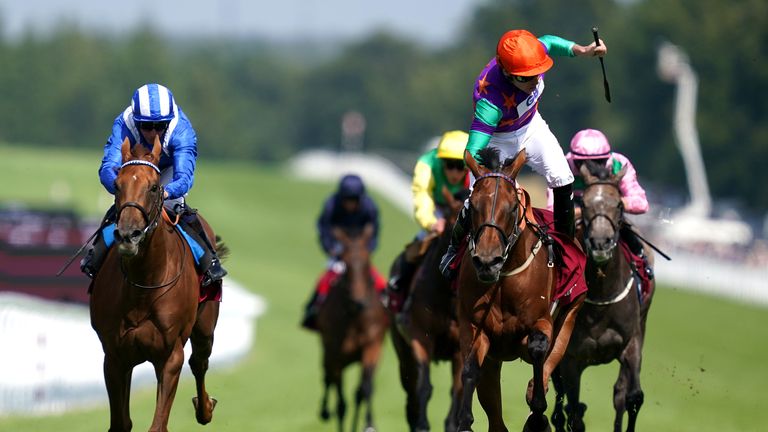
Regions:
[[469, 172, 523, 263], [115, 159, 186, 289], [581, 180, 624, 253]]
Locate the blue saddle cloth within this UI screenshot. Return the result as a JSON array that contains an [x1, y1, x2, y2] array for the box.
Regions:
[[102, 223, 205, 265]]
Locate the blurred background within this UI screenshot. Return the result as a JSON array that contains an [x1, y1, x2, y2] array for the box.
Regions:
[[1, 0, 766, 431]]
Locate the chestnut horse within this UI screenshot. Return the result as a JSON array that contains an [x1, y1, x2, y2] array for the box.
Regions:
[[316, 224, 389, 432], [551, 161, 655, 432], [455, 147, 585, 432], [90, 137, 221, 432], [390, 187, 469, 432]]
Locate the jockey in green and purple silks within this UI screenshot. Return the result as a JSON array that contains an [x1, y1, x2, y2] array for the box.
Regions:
[[440, 29, 608, 278]]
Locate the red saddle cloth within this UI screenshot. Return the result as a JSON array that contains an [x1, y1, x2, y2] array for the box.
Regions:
[[531, 208, 588, 307], [619, 240, 654, 303], [449, 208, 587, 308], [315, 265, 387, 296], [198, 275, 222, 302]]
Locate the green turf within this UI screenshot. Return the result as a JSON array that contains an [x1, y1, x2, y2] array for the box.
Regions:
[[1, 143, 766, 431]]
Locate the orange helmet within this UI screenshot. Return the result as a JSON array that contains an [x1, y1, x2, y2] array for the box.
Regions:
[[496, 30, 553, 76]]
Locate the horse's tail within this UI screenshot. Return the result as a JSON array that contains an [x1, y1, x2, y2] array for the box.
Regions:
[[215, 235, 230, 261]]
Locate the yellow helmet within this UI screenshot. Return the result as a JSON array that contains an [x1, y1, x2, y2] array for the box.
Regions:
[[436, 130, 469, 160]]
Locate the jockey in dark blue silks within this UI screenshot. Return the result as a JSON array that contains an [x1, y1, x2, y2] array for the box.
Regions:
[[80, 83, 227, 286], [301, 174, 387, 331]]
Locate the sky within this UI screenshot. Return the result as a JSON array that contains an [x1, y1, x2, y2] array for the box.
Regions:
[[0, 0, 482, 46]]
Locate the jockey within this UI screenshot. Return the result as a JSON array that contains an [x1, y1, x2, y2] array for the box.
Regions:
[[387, 131, 471, 309], [547, 128, 654, 279], [80, 83, 227, 286], [301, 174, 386, 330], [439, 29, 607, 278]]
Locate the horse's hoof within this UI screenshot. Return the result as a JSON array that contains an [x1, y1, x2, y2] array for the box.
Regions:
[[363, 427, 376, 432], [192, 396, 217, 425], [320, 408, 330, 421], [523, 412, 551, 432]]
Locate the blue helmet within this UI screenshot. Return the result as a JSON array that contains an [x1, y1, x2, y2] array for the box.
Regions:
[[131, 83, 176, 122], [338, 174, 365, 199]]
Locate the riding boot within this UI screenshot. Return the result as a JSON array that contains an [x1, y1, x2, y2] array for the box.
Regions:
[[620, 224, 654, 280], [301, 291, 322, 331], [80, 235, 108, 279], [439, 207, 469, 279], [553, 184, 575, 240], [181, 211, 228, 286], [80, 205, 116, 279]]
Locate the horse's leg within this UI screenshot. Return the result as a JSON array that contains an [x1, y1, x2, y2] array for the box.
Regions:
[[523, 326, 551, 432], [149, 339, 186, 432], [411, 338, 434, 432], [104, 355, 133, 432], [541, 297, 584, 391], [549, 366, 567, 432], [457, 325, 490, 432], [356, 340, 384, 432], [392, 328, 420, 430], [335, 371, 346, 432], [617, 337, 644, 432], [476, 357, 507, 432], [189, 300, 220, 425], [560, 360, 587, 432], [445, 350, 463, 432]]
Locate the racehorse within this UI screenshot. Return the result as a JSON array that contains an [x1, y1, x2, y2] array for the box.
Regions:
[[455, 147, 586, 432], [90, 137, 222, 432], [390, 187, 469, 432], [551, 161, 655, 432], [316, 224, 390, 432]]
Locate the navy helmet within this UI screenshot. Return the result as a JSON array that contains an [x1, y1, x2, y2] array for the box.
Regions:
[[338, 174, 365, 199], [131, 83, 176, 122]]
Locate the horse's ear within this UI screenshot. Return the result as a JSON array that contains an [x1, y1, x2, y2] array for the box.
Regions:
[[362, 223, 374, 242], [441, 185, 453, 204], [120, 137, 132, 162], [579, 162, 597, 185], [332, 227, 348, 244], [464, 150, 485, 178], [615, 163, 628, 184], [150, 135, 162, 163], [503, 149, 527, 179]]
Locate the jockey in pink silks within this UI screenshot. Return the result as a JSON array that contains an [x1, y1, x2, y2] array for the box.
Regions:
[[547, 128, 654, 279]]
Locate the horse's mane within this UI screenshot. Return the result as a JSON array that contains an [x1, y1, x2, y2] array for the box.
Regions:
[[477, 147, 515, 172]]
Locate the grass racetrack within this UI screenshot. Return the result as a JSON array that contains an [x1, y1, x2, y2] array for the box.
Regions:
[[1, 144, 767, 431]]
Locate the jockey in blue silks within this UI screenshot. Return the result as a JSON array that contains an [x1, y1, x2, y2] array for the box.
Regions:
[[80, 83, 227, 286]]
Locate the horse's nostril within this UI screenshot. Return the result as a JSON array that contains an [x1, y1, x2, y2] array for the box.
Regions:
[[489, 256, 505, 268], [131, 230, 143, 239]]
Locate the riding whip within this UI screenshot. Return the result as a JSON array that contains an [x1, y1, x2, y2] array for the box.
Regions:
[[592, 27, 611, 103]]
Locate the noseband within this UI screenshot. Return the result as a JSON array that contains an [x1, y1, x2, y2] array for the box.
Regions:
[[582, 180, 623, 250], [469, 172, 522, 262], [115, 160, 164, 238]]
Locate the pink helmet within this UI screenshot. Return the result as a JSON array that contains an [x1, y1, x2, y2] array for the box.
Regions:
[[569, 129, 612, 160]]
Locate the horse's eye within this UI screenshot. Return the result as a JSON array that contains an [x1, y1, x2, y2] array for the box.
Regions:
[[150, 184, 159, 193]]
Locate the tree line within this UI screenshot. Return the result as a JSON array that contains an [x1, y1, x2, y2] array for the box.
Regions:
[[0, 0, 765, 213]]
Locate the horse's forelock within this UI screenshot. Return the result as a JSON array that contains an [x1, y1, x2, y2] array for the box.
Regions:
[[477, 147, 501, 171]]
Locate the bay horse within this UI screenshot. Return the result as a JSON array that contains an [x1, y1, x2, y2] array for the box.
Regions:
[[390, 186, 469, 432], [455, 147, 586, 432], [551, 161, 655, 432], [90, 137, 221, 432], [316, 224, 389, 432]]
